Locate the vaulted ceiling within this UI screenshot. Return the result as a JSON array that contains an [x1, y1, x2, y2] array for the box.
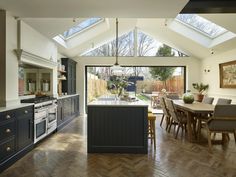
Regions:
[[1, 0, 236, 60]]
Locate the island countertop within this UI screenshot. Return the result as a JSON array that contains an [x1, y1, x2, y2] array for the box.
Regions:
[[88, 99, 148, 107]]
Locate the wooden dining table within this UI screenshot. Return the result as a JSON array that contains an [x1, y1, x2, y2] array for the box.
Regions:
[[173, 100, 215, 142]]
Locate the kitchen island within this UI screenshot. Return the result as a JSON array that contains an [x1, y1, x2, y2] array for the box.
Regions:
[[87, 99, 148, 154]]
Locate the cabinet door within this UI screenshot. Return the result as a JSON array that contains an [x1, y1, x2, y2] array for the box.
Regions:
[[57, 100, 63, 126], [63, 98, 70, 119], [17, 112, 33, 150], [75, 95, 79, 115], [72, 63, 76, 94], [68, 62, 73, 95]]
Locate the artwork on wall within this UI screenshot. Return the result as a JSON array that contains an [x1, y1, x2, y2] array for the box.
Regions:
[[219, 60, 236, 88]]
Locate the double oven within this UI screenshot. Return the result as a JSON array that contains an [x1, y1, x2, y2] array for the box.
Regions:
[[34, 100, 57, 143], [22, 97, 57, 143]]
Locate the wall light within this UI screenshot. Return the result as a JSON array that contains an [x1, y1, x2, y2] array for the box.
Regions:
[[204, 69, 210, 73]]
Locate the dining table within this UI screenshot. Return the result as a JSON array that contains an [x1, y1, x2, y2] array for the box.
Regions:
[[173, 100, 215, 142]]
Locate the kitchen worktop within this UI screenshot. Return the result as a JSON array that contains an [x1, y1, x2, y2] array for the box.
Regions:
[[0, 103, 34, 112], [88, 99, 148, 107], [57, 93, 79, 99]]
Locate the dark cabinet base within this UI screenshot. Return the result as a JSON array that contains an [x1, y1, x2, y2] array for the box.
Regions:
[[0, 105, 34, 172], [0, 143, 33, 172], [57, 95, 80, 131], [87, 106, 148, 154]]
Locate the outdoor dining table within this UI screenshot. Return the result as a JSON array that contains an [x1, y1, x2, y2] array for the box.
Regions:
[[173, 100, 215, 142]]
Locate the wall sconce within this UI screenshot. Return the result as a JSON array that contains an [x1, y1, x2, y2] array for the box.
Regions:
[[204, 69, 210, 73], [204, 66, 211, 73]]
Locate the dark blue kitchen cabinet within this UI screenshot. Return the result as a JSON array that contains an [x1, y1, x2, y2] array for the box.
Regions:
[[57, 95, 80, 130], [16, 106, 34, 151], [61, 58, 77, 95], [0, 105, 34, 172]]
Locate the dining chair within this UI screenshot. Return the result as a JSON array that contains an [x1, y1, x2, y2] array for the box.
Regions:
[[204, 104, 236, 152], [196, 96, 214, 140], [165, 98, 187, 139], [159, 97, 170, 130], [212, 98, 232, 139], [202, 96, 214, 104], [166, 93, 179, 100], [216, 98, 232, 105]]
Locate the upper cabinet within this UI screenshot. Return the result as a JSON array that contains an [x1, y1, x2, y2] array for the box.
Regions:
[[61, 58, 77, 95]]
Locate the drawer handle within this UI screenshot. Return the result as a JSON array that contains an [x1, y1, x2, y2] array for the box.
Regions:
[[6, 115, 11, 119], [25, 110, 28, 114], [6, 129, 11, 133], [6, 147, 11, 152]]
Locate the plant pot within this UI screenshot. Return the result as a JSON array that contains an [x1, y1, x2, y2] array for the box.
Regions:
[[196, 94, 204, 102]]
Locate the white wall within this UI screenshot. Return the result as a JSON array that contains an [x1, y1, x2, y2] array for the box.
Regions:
[[3, 13, 59, 106], [201, 48, 236, 104], [21, 21, 58, 62], [19, 20, 59, 98], [5, 12, 19, 106], [75, 56, 201, 115]]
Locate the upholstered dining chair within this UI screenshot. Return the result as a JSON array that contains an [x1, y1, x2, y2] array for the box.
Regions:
[[159, 97, 170, 130], [165, 98, 187, 139], [202, 96, 214, 104], [216, 98, 232, 105], [196, 96, 214, 140], [166, 93, 179, 100], [204, 104, 236, 152], [212, 98, 232, 139]]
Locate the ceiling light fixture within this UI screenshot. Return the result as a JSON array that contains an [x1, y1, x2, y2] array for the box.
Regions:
[[111, 18, 123, 75]]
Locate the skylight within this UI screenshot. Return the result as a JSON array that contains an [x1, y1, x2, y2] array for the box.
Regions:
[[176, 14, 227, 38], [63, 18, 102, 39]]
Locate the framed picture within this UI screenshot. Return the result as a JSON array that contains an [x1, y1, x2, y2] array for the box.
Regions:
[[219, 60, 236, 88]]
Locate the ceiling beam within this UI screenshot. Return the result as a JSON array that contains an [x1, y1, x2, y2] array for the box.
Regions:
[[181, 0, 236, 13]]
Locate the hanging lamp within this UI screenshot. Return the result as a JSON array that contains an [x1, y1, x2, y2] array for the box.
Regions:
[[111, 18, 123, 75]]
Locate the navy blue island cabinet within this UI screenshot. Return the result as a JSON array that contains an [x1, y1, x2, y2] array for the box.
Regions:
[[87, 100, 148, 154]]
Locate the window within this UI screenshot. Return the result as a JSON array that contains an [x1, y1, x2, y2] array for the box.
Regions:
[[83, 31, 134, 56], [63, 18, 103, 39], [82, 29, 187, 57], [137, 30, 187, 57], [176, 14, 227, 38]]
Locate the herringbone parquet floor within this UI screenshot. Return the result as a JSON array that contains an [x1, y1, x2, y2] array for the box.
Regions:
[[1, 115, 236, 177]]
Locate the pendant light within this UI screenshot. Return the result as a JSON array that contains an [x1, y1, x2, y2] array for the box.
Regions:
[[111, 18, 123, 75]]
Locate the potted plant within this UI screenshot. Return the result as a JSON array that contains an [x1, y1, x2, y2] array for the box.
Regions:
[[192, 83, 209, 102]]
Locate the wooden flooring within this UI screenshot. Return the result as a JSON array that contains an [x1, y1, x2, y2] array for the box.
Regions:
[[1, 115, 236, 177]]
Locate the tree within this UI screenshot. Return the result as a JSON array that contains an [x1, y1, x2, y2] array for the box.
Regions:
[[156, 44, 175, 57], [137, 31, 156, 56], [149, 67, 176, 89]]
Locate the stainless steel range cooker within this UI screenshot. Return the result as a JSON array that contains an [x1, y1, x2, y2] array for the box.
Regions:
[[21, 96, 57, 143]]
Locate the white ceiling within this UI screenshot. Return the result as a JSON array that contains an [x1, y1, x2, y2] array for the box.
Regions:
[[22, 18, 85, 38], [2, 0, 236, 60], [24, 16, 236, 59], [0, 0, 189, 18]]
